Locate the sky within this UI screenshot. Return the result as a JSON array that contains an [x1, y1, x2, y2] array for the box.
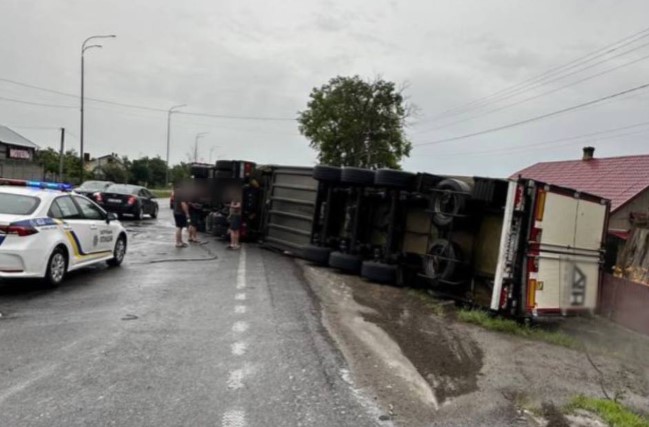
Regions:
[[1, 0, 648, 178]]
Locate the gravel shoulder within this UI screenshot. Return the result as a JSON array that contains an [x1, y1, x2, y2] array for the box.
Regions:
[[300, 261, 649, 427]]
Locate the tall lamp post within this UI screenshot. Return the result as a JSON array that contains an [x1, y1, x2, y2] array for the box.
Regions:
[[80, 34, 115, 182], [165, 104, 186, 185], [193, 132, 209, 162]]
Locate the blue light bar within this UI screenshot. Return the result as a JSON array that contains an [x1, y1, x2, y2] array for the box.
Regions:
[[0, 178, 72, 191], [26, 181, 73, 191]]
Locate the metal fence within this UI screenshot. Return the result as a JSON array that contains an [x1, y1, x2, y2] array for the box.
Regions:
[[599, 273, 649, 336], [0, 159, 44, 180]]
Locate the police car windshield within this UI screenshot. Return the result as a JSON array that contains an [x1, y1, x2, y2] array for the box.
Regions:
[[78, 181, 111, 191], [0, 193, 40, 215], [106, 184, 139, 195]]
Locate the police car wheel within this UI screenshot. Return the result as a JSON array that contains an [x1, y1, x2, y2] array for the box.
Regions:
[[45, 248, 67, 287], [135, 206, 144, 220], [151, 206, 158, 219], [108, 236, 127, 267]]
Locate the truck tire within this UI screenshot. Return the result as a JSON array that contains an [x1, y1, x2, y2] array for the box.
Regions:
[[328, 251, 363, 274], [215, 170, 233, 179], [313, 165, 342, 183], [215, 160, 234, 171], [374, 169, 416, 189], [431, 179, 473, 227], [341, 167, 375, 186], [423, 239, 461, 282], [301, 244, 332, 265], [361, 261, 397, 284]]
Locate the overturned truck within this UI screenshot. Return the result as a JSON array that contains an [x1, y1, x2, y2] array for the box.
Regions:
[[194, 162, 610, 319]]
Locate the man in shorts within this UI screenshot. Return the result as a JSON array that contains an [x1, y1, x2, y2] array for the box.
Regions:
[[173, 183, 191, 248]]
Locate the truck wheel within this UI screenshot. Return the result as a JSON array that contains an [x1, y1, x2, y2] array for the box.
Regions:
[[374, 169, 416, 189], [341, 167, 375, 186], [328, 251, 363, 274], [215, 160, 234, 171], [215, 170, 232, 179], [301, 244, 332, 265], [423, 239, 462, 282], [431, 179, 473, 227], [361, 261, 397, 284], [313, 165, 342, 183]]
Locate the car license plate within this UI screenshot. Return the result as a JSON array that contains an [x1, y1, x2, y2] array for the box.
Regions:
[[108, 198, 122, 203]]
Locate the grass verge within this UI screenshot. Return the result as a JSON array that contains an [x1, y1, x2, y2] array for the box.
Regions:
[[565, 395, 649, 427], [406, 289, 449, 317], [457, 309, 578, 348], [150, 189, 172, 198]]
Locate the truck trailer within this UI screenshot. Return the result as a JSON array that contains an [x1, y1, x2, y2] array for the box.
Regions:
[[192, 162, 610, 319]]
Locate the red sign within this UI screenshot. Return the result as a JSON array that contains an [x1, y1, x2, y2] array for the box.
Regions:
[[8, 147, 32, 160]]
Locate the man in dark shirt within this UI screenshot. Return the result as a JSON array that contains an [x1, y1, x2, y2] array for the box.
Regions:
[[173, 183, 191, 248]]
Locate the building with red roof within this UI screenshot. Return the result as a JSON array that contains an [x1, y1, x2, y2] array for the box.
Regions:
[[512, 147, 649, 239]]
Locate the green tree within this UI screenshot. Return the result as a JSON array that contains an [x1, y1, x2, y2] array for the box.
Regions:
[[298, 75, 412, 169], [148, 156, 168, 188], [169, 162, 190, 185], [35, 148, 82, 183], [128, 156, 168, 188], [129, 157, 151, 186], [100, 163, 128, 183]]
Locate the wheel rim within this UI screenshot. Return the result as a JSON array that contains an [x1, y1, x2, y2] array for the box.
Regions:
[[139, 207, 143, 219], [115, 239, 126, 262], [50, 253, 65, 282]]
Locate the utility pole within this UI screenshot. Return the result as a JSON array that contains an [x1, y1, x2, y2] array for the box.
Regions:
[[165, 104, 186, 185], [193, 132, 208, 163], [80, 34, 116, 183], [59, 128, 65, 180]]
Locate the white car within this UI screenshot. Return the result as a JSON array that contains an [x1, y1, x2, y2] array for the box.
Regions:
[[0, 180, 128, 286]]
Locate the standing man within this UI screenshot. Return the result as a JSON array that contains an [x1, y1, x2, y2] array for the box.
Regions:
[[188, 183, 203, 244], [173, 182, 191, 248], [227, 196, 242, 250]]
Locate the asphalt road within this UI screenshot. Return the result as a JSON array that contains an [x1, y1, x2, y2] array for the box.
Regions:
[[0, 203, 382, 427]]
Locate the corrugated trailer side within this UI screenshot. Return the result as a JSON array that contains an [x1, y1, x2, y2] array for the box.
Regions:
[[260, 166, 318, 254]]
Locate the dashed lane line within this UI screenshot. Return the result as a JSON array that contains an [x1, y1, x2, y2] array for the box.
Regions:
[[222, 409, 246, 427], [234, 305, 247, 314], [232, 321, 249, 333], [232, 342, 248, 356]]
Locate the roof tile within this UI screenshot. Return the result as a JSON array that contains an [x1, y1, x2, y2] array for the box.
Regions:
[[512, 154, 649, 212]]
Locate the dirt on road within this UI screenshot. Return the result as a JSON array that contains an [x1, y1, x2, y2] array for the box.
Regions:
[[301, 261, 649, 427]]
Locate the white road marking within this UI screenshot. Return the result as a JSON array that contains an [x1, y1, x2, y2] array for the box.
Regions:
[[232, 321, 249, 333], [234, 305, 247, 314], [227, 369, 245, 389], [232, 342, 248, 356], [235, 293, 246, 301], [236, 246, 246, 290], [222, 409, 246, 427]]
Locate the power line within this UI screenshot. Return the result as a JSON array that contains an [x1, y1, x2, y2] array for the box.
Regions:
[[429, 120, 649, 157], [0, 76, 298, 121], [416, 25, 649, 124], [176, 111, 295, 122], [416, 49, 649, 134], [414, 82, 649, 147], [0, 95, 76, 109]]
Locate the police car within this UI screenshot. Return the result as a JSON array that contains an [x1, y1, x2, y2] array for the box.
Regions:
[[0, 179, 128, 286]]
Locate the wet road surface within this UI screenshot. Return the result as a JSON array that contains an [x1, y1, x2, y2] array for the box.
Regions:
[[0, 203, 382, 427]]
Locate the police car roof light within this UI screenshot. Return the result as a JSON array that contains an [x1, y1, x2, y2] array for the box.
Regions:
[[0, 178, 72, 191]]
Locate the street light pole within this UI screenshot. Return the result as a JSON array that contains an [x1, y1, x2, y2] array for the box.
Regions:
[[165, 104, 186, 185], [80, 34, 115, 183], [194, 132, 209, 163]]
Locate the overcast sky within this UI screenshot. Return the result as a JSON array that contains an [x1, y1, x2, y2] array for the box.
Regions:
[[1, 0, 648, 177]]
